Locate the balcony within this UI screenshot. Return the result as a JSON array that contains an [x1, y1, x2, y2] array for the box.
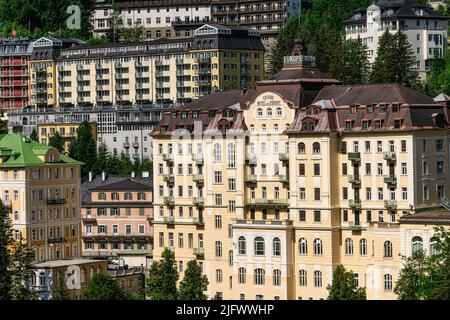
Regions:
[[383, 152, 396, 162], [196, 57, 210, 63], [348, 221, 363, 230], [384, 200, 397, 209], [163, 216, 175, 225], [163, 196, 175, 206], [132, 141, 139, 148], [193, 247, 204, 257], [245, 153, 257, 165], [47, 198, 67, 205], [192, 197, 204, 207], [123, 141, 130, 148], [47, 237, 66, 244], [192, 217, 205, 226], [192, 174, 204, 184], [348, 152, 361, 162], [192, 153, 203, 165], [244, 174, 257, 184], [233, 219, 293, 226], [163, 174, 174, 183], [279, 175, 289, 183], [279, 153, 289, 162], [162, 153, 174, 163], [83, 214, 97, 222], [348, 199, 361, 208], [384, 175, 397, 185], [245, 198, 289, 207], [348, 174, 361, 185]]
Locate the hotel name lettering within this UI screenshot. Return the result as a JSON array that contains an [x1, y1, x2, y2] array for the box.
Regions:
[[257, 94, 282, 107]]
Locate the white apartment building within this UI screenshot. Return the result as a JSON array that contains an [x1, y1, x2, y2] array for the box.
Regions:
[[344, 0, 448, 80]]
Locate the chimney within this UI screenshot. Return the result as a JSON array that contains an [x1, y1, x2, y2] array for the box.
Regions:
[[102, 171, 107, 181], [88, 172, 93, 182], [131, 171, 136, 178]]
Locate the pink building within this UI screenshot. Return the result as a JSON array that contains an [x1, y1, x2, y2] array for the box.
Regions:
[[81, 172, 153, 267]]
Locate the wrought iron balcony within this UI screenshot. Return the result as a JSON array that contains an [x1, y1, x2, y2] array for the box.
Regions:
[[245, 153, 257, 165], [279, 175, 289, 183], [192, 197, 204, 207], [162, 153, 174, 163], [349, 199, 361, 208], [384, 200, 397, 209], [348, 221, 363, 230], [383, 152, 396, 162], [163, 196, 175, 206], [192, 153, 203, 165], [384, 175, 397, 185], [244, 174, 257, 183], [193, 247, 204, 256], [192, 174, 204, 183], [348, 174, 361, 185], [348, 152, 361, 162], [47, 198, 67, 205], [245, 198, 289, 207], [279, 153, 289, 162], [163, 216, 175, 224], [163, 174, 174, 183]]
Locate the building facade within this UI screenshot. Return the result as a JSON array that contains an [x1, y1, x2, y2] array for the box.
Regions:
[[0, 37, 32, 111], [344, 0, 448, 80], [81, 172, 153, 267], [0, 133, 83, 263], [150, 48, 450, 300]]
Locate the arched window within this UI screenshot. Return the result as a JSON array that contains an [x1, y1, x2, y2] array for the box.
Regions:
[[273, 238, 281, 256], [238, 236, 246, 255], [360, 238, 367, 256], [273, 124, 279, 132], [312, 142, 320, 154], [384, 241, 393, 258], [39, 272, 46, 286], [299, 270, 307, 286], [345, 238, 354, 255], [276, 107, 282, 117], [216, 269, 223, 283], [313, 238, 323, 255], [412, 236, 423, 254], [261, 124, 266, 131], [430, 237, 439, 255], [227, 143, 236, 168], [314, 270, 322, 287], [299, 238, 308, 255], [215, 241, 222, 257], [384, 274, 393, 291], [254, 237, 265, 256], [273, 269, 281, 286], [254, 268, 265, 285], [267, 108, 272, 117], [297, 142, 305, 154], [257, 108, 263, 117], [214, 143, 221, 162], [238, 267, 246, 284]]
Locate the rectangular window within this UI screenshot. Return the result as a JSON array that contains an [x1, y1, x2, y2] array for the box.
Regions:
[[299, 210, 306, 222], [343, 210, 348, 222], [313, 164, 320, 176], [343, 187, 348, 200], [228, 178, 236, 191], [342, 163, 347, 175], [314, 210, 321, 222], [215, 215, 222, 229], [299, 164, 305, 176]]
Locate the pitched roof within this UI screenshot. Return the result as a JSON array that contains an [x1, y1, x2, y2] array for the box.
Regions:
[[399, 210, 450, 224], [0, 134, 82, 167]]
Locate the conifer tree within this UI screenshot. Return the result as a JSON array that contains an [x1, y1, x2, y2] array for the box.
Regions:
[[370, 30, 398, 83], [82, 273, 125, 300], [30, 129, 38, 142], [145, 248, 179, 300], [48, 131, 65, 154], [179, 260, 209, 300], [10, 234, 36, 300], [0, 200, 13, 300]]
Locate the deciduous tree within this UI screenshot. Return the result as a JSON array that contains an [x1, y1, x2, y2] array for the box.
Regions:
[[179, 260, 209, 300]]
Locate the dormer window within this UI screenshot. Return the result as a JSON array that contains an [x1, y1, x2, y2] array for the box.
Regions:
[[222, 110, 227, 118], [171, 112, 177, 119], [192, 111, 198, 118], [379, 105, 386, 113], [350, 105, 357, 114], [345, 121, 352, 130], [229, 110, 235, 117], [314, 108, 319, 115], [392, 104, 399, 112], [309, 123, 315, 131], [394, 119, 402, 129], [209, 110, 215, 118], [374, 120, 382, 129], [306, 108, 311, 115], [367, 105, 373, 113], [362, 121, 369, 130], [181, 112, 187, 119]]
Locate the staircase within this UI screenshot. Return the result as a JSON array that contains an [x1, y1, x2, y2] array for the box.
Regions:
[[440, 197, 450, 210]]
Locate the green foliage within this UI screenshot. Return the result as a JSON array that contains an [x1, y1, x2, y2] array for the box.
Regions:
[[0, 200, 13, 300], [121, 25, 144, 42], [10, 234, 36, 300], [327, 265, 366, 300], [68, 121, 97, 177], [52, 271, 69, 300], [82, 272, 125, 300], [145, 248, 179, 300], [48, 131, 65, 154], [370, 30, 419, 88], [0, 118, 7, 134], [29, 129, 38, 142], [179, 260, 209, 300], [394, 227, 450, 300], [422, 51, 450, 97]]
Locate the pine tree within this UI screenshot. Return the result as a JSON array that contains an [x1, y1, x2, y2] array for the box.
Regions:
[[327, 265, 366, 300], [343, 37, 370, 84], [179, 260, 209, 300], [145, 248, 179, 300], [0, 199, 13, 300], [93, 143, 109, 174], [48, 131, 65, 154], [118, 152, 133, 175], [68, 121, 97, 178], [52, 271, 69, 300], [10, 234, 36, 300], [82, 273, 125, 300], [394, 31, 419, 88], [30, 129, 38, 142], [370, 30, 398, 84]]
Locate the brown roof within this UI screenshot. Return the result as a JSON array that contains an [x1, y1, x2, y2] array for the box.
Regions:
[[400, 211, 450, 224], [263, 67, 341, 84]]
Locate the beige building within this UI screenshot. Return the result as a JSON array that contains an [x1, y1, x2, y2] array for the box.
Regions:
[[150, 46, 450, 300], [0, 133, 83, 263]]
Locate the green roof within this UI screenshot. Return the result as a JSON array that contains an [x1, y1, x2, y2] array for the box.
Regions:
[[0, 134, 83, 167]]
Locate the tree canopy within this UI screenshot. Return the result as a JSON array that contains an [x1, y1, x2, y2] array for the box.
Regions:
[[145, 248, 179, 300], [327, 265, 366, 300], [179, 260, 209, 300], [81, 272, 125, 300]]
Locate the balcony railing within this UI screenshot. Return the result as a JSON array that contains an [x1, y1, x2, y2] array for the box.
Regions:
[[348, 221, 363, 230], [162, 153, 174, 163], [348, 152, 361, 162], [192, 153, 203, 165], [383, 152, 396, 162], [47, 198, 67, 205], [47, 237, 66, 244], [192, 197, 204, 207], [279, 153, 289, 162], [163, 216, 175, 224], [163, 174, 174, 183], [384, 175, 397, 185], [349, 199, 361, 208], [192, 174, 204, 183], [348, 174, 361, 185], [193, 247, 204, 256], [279, 175, 289, 183], [245, 153, 257, 165], [245, 198, 289, 207], [384, 200, 397, 209], [163, 196, 175, 206], [244, 174, 257, 183]]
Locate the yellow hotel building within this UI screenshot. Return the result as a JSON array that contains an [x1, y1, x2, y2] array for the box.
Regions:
[[150, 46, 450, 300], [0, 133, 83, 263], [37, 122, 97, 153]]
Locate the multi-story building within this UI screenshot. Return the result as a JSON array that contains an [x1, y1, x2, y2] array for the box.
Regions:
[[7, 103, 170, 160], [0, 37, 32, 111], [57, 24, 264, 107], [92, 0, 302, 47], [0, 133, 83, 263], [37, 122, 97, 153], [150, 45, 450, 300], [81, 172, 153, 267], [29, 37, 85, 109], [344, 0, 448, 80]]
